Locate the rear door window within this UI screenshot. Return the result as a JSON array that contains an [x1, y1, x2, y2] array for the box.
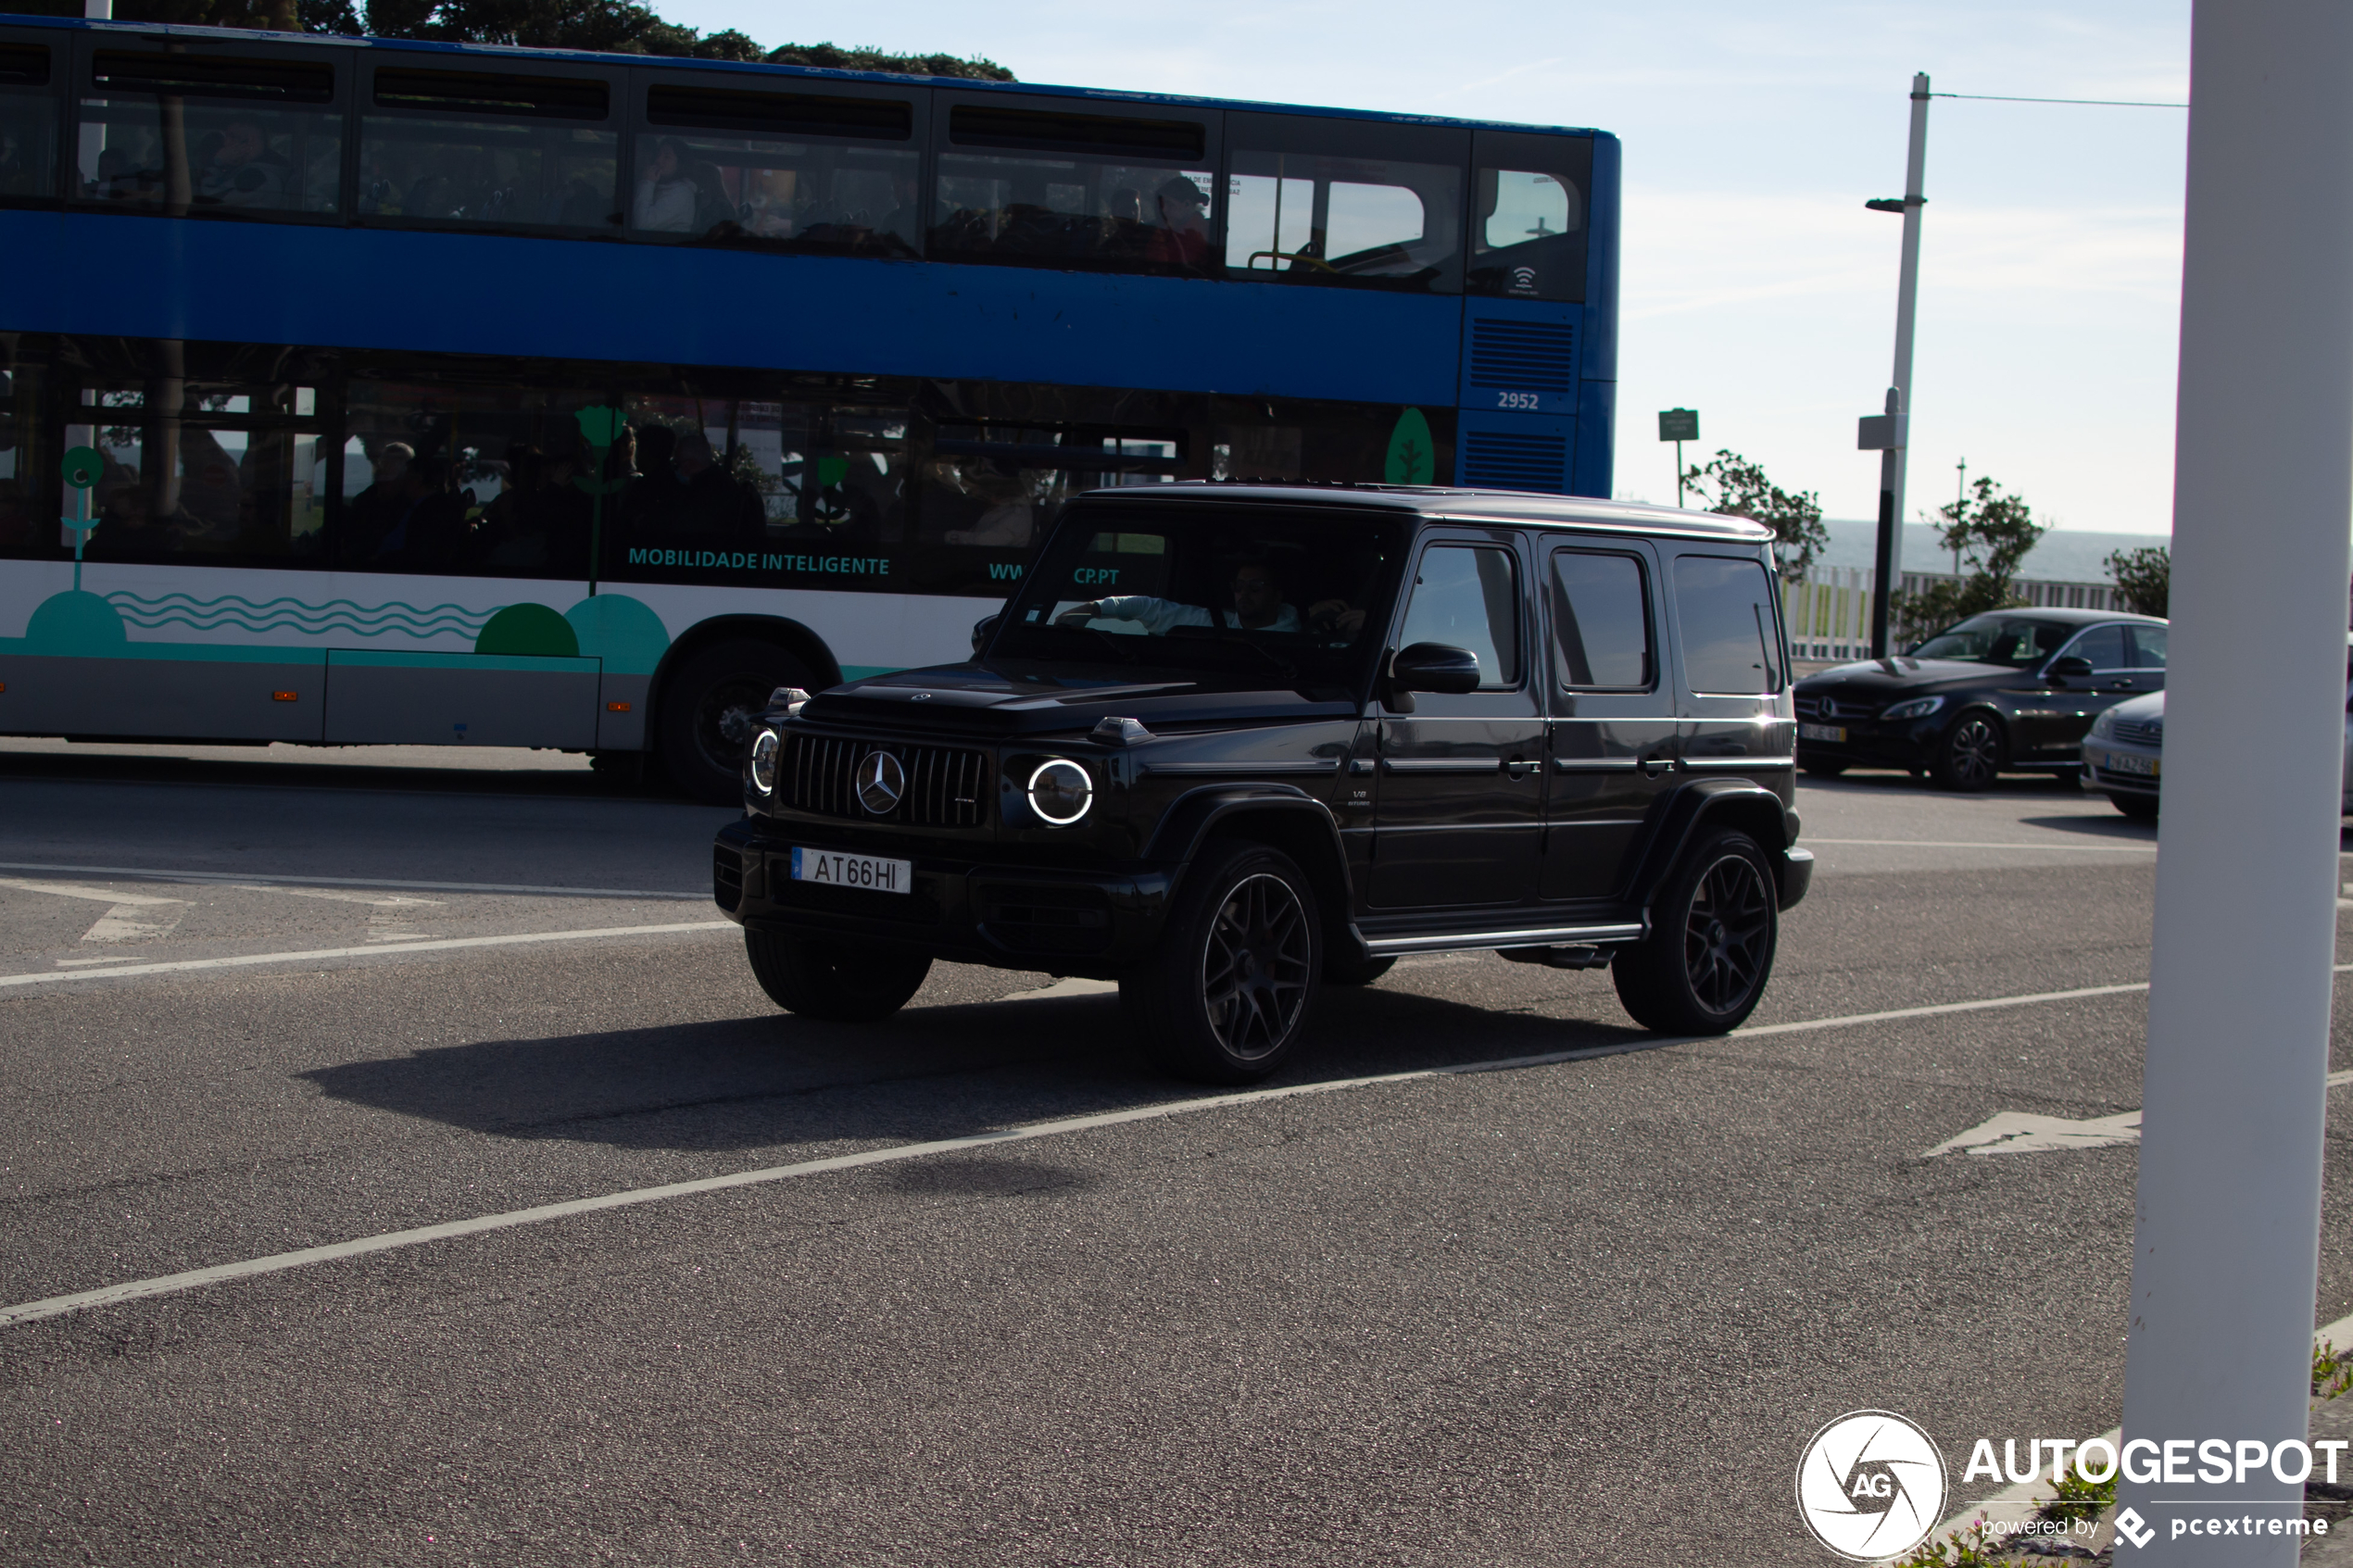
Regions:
[[1673, 555, 1781, 695], [2062, 623, 2130, 672], [1548, 548, 1650, 690], [2127, 624, 2167, 669]]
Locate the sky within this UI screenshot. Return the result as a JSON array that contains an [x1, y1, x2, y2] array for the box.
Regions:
[[668, 0, 2193, 539]]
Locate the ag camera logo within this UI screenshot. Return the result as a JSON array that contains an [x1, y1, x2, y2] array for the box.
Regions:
[[1796, 1410, 1949, 1561]]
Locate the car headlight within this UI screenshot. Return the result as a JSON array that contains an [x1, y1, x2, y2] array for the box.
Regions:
[[1881, 696, 1945, 721], [1026, 759, 1093, 825], [749, 727, 780, 795], [2087, 709, 2119, 739]]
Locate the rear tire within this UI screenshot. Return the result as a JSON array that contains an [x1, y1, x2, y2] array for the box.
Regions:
[[1122, 840, 1323, 1083], [1929, 711, 2005, 792], [1614, 829, 1778, 1035], [745, 930, 931, 1022], [2109, 792, 2160, 821], [658, 639, 815, 806]]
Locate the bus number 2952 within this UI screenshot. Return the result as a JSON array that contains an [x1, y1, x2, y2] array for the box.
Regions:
[[1494, 391, 1542, 410]]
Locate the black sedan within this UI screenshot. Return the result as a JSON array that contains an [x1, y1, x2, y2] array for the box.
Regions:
[[1793, 608, 2169, 789]]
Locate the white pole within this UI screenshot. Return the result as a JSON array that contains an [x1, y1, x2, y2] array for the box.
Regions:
[[2116, 3, 2353, 1562], [1869, 75, 1930, 657]]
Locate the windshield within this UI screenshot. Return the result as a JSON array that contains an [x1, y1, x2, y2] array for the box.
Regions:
[[1909, 615, 2073, 668], [988, 506, 1408, 690]]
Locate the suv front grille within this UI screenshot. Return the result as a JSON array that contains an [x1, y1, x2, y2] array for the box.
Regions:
[[780, 733, 988, 828]]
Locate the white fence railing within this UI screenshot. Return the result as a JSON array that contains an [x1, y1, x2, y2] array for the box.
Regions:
[[1781, 570, 2127, 663]]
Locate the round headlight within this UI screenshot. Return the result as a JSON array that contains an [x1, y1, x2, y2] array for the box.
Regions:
[[1026, 759, 1093, 826], [749, 728, 780, 795]]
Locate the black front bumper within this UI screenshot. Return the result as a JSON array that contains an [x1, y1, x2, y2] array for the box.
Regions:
[[712, 818, 1174, 975]]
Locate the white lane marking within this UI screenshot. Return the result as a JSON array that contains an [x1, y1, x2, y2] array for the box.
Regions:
[[1803, 838, 2156, 852], [82, 907, 185, 944], [0, 877, 186, 906], [0, 975, 2218, 1330], [999, 977, 1120, 1003], [229, 884, 444, 908], [1924, 1110, 2144, 1157], [53, 955, 141, 967], [0, 922, 731, 989], [0, 861, 704, 901]]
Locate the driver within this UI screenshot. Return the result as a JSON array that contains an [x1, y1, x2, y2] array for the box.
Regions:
[[1060, 560, 1303, 633]]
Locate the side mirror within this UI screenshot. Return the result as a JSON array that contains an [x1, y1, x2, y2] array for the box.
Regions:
[[1391, 642, 1482, 695], [2047, 656, 2095, 684], [971, 615, 1000, 656]]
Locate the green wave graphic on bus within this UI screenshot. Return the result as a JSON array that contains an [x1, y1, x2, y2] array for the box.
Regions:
[[102, 591, 496, 640]]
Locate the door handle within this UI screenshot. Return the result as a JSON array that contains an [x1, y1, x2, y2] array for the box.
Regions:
[[1506, 756, 1529, 780], [1640, 755, 1674, 776]]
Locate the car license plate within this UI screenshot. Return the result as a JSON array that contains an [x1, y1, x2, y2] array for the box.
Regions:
[[2105, 751, 2159, 778], [789, 847, 912, 894], [1798, 723, 1846, 743]]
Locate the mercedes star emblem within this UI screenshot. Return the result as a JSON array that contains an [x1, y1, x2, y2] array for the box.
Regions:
[[856, 750, 905, 815]]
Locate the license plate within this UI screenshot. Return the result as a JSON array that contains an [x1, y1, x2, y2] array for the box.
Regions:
[[1799, 723, 1846, 743], [2105, 751, 2159, 777], [789, 847, 912, 894]]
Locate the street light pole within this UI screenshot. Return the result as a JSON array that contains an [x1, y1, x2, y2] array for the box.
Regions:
[[1866, 73, 1931, 659]]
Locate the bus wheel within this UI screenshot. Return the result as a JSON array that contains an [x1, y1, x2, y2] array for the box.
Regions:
[[657, 639, 813, 805]]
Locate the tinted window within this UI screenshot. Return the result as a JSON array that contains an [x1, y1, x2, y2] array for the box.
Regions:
[[635, 84, 918, 255], [1910, 615, 2072, 667], [932, 104, 1214, 275], [1549, 549, 1649, 689], [1674, 555, 1780, 694], [0, 42, 54, 198], [78, 51, 341, 215], [77, 377, 327, 561], [360, 69, 615, 230], [2062, 624, 2130, 671], [2128, 625, 2167, 668], [1399, 545, 1519, 685], [1468, 131, 1592, 301], [1225, 113, 1465, 293]]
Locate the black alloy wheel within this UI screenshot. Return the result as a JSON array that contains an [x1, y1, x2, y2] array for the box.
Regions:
[[657, 638, 814, 806], [1930, 711, 2005, 792], [1123, 840, 1323, 1083], [1613, 829, 1779, 1035], [745, 930, 933, 1022]]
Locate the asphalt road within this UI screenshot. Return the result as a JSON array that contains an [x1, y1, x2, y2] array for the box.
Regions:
[[1, 740, 2347, 1566]]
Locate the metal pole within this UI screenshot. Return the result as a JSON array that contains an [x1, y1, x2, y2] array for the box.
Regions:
[[2115, 3, 2353, 1562], [1889, 71, 1930, 571], [1674, 439, 1684, 507], [1869, 387, 1900, 658]]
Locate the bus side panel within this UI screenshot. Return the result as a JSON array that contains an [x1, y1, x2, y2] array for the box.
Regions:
[[1576, 132, 1621, 500], [0, 651, 327, 741], [1573, 379, 1615, 500], [321, 651, 601, 748]]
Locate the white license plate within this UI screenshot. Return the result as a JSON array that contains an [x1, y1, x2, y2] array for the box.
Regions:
[[789, 847, 912, 894], [2105, 751, 2159, 777], [1798, 723, 1846, 743]]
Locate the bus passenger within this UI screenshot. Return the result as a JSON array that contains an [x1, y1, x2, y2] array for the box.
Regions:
[[197, 120, 290, 209], [1147, 176, 1211, 270], [635, 139, 698, 232]]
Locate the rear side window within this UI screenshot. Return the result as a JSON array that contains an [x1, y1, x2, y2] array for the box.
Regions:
[[360, 68, 616, 231], [1673, 555, 1780, 694], [2128, 625, 2167, 668], [1399, 545, 1519, 686], [1548, 549, 1650, 689], [2062, 624, 2130, 671]]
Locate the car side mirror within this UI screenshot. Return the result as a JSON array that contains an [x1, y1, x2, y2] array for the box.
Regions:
[[1392, 642, 1482, 695], [971, 615, 1000, 656], [2047, 656, 2094, 684]]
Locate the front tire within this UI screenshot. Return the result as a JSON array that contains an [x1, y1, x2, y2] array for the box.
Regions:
[[1122, 840, 1323, 1083], [1929, 711, 2005, 792], [1614, 830, 1778, 1035], [745, 930, 931, 1022], [659, 639, 814, 806], [2109, 792, 2160, 821]]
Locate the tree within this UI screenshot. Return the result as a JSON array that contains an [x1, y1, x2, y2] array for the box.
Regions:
[[1889, 475, 2046, 646], [1680, 448, 1830, 581], [2105, 545, 2169, 619]]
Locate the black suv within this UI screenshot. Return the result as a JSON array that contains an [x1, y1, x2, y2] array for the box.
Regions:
[[712, 485, 1812, 1081]]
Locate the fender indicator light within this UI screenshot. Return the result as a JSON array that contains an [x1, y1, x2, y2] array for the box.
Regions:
[[606, 701, 632, 712], [271, 690, 298, 702]]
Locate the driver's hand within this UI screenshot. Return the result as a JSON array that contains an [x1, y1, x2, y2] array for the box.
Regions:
[[1308, 599, 1365, 635], [1054, 602, 1102, 628]]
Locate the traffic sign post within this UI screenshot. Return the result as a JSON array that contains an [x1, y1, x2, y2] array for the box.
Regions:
[[1657, 408, 1699, 507], [1856, 390, 1906, 658]]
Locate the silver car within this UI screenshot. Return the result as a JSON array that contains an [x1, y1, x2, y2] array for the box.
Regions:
[[2083, 677, 2353, 819]]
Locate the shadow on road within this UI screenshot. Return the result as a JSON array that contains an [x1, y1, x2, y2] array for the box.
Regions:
[[2013, 812, 2158, 842], [299, 983, 1663, 1156], [1795, 769, 2089, 797]]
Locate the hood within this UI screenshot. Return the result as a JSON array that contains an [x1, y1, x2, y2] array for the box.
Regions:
[[2106, 690, 2165, 722], [797, 661, 1360, 737], [1795, 657, 2035, 696]]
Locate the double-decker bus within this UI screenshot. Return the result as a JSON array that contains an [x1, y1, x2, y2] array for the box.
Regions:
[[0, 16, 1620, 798]]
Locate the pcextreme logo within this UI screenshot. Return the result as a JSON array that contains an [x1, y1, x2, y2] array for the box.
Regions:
[[1795, 1410, 1949, 1562]]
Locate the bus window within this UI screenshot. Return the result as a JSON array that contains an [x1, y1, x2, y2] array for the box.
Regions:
[[633, 84, 920, 256], [359, 68, 617, 232], [0, 348, 42, 554], [76, 374, 326, 562], [921, 423, 1186, 550], [77, 50, 341, 216], [1224, 113, 1466, 292], [931, 102, 1216, 277], [0, 42, 55, 199], [1466, 130, 1592, 301]]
